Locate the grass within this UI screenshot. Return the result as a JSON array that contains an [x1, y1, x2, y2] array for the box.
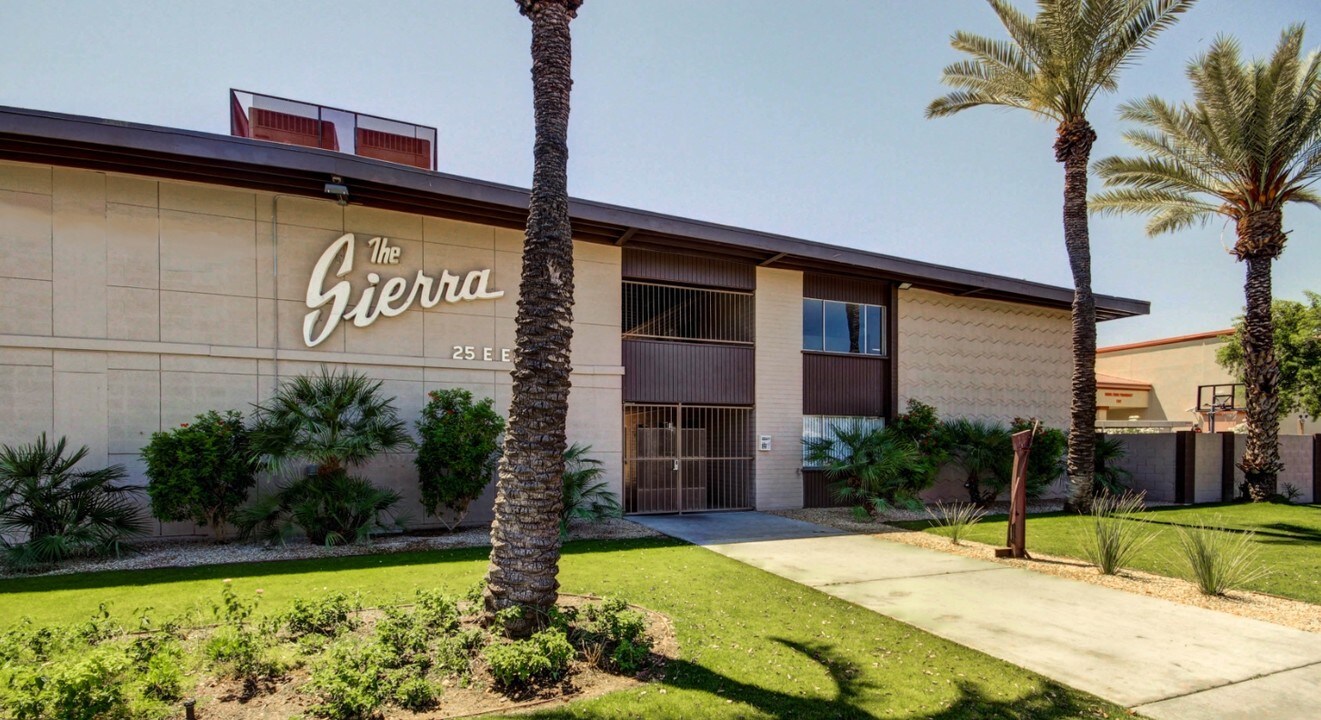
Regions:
[[899, 503, 1321, 604], [0, 538, 1130, 719]]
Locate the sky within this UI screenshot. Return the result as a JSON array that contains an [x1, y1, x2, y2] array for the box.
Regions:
[[2, 0, 1319, 345]]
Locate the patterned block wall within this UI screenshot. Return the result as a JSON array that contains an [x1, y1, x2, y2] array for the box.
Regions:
[[898, 288, 1072, 428]]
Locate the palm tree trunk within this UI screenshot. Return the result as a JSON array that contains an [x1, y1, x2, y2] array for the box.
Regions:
[[1055, 117, 1098, 513], [1235, 210, 1285, 500], [483, 0, 580, 638]]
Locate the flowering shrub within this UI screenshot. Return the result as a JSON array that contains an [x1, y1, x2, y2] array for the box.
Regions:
[[142, 410, 258, 540], [415, 389, 505, 530]]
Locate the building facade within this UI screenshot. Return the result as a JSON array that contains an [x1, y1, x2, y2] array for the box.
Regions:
[[0, 106, 1148, 535]]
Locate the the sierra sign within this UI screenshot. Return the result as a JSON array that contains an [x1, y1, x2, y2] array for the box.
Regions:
[[303, 233, 504, 347]]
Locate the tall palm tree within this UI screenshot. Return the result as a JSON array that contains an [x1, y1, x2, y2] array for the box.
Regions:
[[927, 0, 1194, 511], [1092, 26, 1321, 500], [483, 0, 582, 638]]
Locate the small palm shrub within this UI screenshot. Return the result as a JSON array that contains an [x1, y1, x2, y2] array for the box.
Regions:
[[415, 389, 505, 531], [1093, 435, 1133, 497], [142, 410, 258, 540], [561, 443, 621, 537], [805, 426, 933, 516], [236, 470, 403, 546], [1079, 493, 1152, 575], [940, 418, 1012, 506], [0, 434, 146, 569], [244, 368, 410, 545], [1173, 520, 1268, 596], [927, 501, 988, 545]]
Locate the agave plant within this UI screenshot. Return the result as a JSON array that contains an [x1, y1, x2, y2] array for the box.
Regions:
[[560, 443, 620, 538], [0, 434, 146, 568]]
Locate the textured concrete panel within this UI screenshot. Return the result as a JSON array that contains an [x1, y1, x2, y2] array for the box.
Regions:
[[424, 216, 495, 250], [52, 169, 107, 338], [0, 161, 53, 194], [899, 288, 1070, 427], [105, 174, 158, 207], [0, 190, 53, 281], [107, 369, 160, 454], [106, 286, 160, 342], [0, 363, 53, 446], [106, 202, 160, 289], [53, 350, 108, 468], [160, 371, 258, 429], [159, 182, 254, 220], [159, 210, 257, 296], [160, 291, 257, 347], [0, 278, 52, 335], [345, 205, 422, 241]]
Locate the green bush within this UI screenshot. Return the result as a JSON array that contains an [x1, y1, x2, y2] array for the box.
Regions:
[[235, 470, 402, 546], [415, 389, 505, 531], [142, 410, 258, 540], [1092, 435, 1133, 497], [1173, 520, 1269, 596], [482, 628, 574, 688], [580, 597, 652, 673], [139, 650, 184, 702], [1011, 418, 1069, 497], [805, 425, 932, 515], [940, 418, 1012, 505], [307, 638, 393, 720], [282, 592, 360, 638], [561, 443, 621, 537], [0, 646, 131, 720], [205, 583, 280, 681], [0, 434, 146, 569], [392, 673, 440, 711]]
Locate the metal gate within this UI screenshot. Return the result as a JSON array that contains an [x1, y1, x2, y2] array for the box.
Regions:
[[623, 404, 754, 514]]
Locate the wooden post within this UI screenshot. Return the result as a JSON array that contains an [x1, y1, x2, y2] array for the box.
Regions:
[[995, 423, 1035, 559]]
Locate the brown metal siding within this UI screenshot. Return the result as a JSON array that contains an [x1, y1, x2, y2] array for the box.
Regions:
[[622, 339, 754, 405], [803, 353, 888, 416], [803, 469, 852, 508], [803, 273, 889, 304], [623, 248, 756, 291]]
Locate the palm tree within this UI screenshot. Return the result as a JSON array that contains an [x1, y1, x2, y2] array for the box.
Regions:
[[927, 0, 1194, 511], [1091, 26, 1321, 499], [941, 418, 1013, 506], [484, 0, 582, 637]]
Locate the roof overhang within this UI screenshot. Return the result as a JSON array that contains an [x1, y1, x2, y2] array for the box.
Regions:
[[0, 106, 1149, 320]]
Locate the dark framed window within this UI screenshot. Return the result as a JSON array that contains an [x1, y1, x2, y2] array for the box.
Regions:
[[802, 299, 885, 356]]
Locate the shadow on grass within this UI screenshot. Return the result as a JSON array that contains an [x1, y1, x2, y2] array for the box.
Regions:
[[0, 537, 687, 596], [530, 637, 1116, 720]]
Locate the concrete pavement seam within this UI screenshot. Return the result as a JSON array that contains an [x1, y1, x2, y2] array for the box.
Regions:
[[811, 566, 1010, 587], [1129, 658, 1321, 711]]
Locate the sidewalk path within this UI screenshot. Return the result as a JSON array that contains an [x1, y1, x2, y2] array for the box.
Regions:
[[633, 512, 1321, 720]]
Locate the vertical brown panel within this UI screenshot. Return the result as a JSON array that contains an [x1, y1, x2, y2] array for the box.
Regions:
[[803, 354, 888, 416], [622, 340, 754, 405], [1313, 434, 1320, 504], [622, 248, 755, 290], [803, 469, 852, 508], [1175, 431, 1196, 504], [887, 282, 899, 417], [1221, 432, 1237, 502], [803, 273, 889, 304]]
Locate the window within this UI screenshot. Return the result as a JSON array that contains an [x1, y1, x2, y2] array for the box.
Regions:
[[802, 299, 885, 356], [802, 415, 885, 467]]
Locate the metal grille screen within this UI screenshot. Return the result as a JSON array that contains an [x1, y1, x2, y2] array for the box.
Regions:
[[622, 282, 754, 345], [802, 415, 886, 467], [623, 404, 755, 513]]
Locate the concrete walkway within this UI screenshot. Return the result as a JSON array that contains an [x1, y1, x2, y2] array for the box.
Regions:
[[634, 512, 1321, 720]]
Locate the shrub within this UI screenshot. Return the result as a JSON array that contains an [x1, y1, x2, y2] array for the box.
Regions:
[[142, 410, 258, 540], [282, 591, 360, 638], [581, 597, 652, 673], [1011, 418, 1068, 497], [140, 650, 184, 702], [1173, 520, 1269, 596], [236, 470, 402, 546], [940, 418, 1016, 505], [1093, 435, 1133, 497], [1278, 483, 1303, 503], [205, 583, 279, 681], [307, 638, 393, 720], [561, 443, 621, 537], [0, 645, 131, 720], [1079, 493, 1152, 575], [415, 389, 505, 531], [927, 501, 988, 545], [392, 673, 440, 711], [482, 628, 575, 688], [0, 434, 146, 569], [805, 426, 931, 515]]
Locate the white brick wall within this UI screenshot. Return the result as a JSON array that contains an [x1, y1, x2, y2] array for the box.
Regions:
[[754, 268, 804, 510]]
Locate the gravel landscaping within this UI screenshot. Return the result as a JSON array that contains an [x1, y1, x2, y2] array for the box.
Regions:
[[772, 506, 1321, 635], [1, 518, 663, 579]]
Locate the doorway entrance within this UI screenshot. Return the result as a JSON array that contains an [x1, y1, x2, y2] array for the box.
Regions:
[[622, 404, 754, 514]]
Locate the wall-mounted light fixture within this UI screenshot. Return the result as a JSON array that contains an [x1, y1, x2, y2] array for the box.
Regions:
[[898, 282, 913, 290], [323, 177, 349, 206]]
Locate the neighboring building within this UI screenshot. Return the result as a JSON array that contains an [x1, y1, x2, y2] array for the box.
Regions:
[[1097, 330, 1321, 435], [0, 101, 1150, 535]]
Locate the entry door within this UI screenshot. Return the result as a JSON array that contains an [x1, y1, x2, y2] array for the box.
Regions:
[[623, 404, 754, 514]]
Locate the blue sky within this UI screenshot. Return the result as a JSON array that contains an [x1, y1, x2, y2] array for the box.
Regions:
[[2, 0, 1318, 345]]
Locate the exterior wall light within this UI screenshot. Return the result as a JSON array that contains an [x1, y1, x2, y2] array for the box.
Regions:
[[323, 180, 349, 205]]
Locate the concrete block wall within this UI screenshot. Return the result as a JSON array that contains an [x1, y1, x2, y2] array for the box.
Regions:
[[1110, 434, 1179, 503], [754, 267, 804, 510], [0, 161, 624, 537], [1193, 433, 1223, 504], [1278, 435, 1314, 504]]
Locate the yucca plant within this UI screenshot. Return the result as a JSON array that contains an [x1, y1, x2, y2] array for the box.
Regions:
[[927, 501, 989, 545], [1172, 519, 1269, 596], [1078, 492, 1151, 575], [0, 434, 147, 568], [560, 443, 620, 538]]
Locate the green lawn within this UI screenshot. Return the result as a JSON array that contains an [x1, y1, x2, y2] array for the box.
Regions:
[[903, 503, 1321, 604], [0, 538, 1130, 719]]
